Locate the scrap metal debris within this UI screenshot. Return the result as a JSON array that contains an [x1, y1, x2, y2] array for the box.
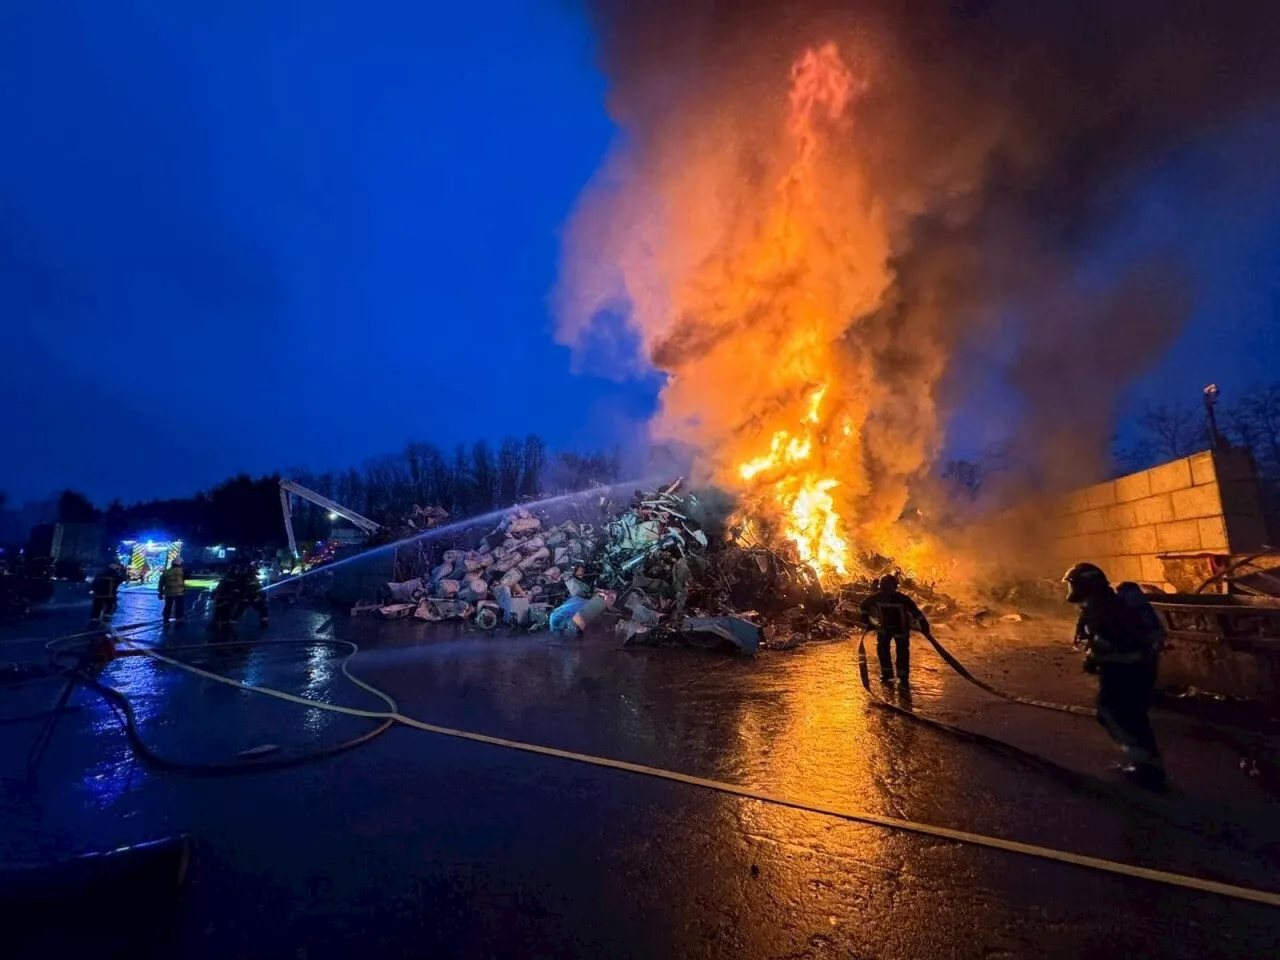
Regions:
[[361, 478, 967, 655], [373, 503, 605, 631]]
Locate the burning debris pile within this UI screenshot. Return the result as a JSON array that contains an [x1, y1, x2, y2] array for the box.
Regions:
[[598, 481, 839, 652], [365, 479, 965, 655]]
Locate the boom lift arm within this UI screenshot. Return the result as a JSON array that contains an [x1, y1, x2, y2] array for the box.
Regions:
[[279, 479, 381, 559]]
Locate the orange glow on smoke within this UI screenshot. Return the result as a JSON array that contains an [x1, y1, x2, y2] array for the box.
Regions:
[[557, 39, 955, 584], [726, 46, 860, 580]]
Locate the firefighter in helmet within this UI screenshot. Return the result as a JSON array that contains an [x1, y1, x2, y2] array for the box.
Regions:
[[232, 561, 269, 628], [90, 562, 125, 625], [859, 573, 930, 682], [1064, 562, 1166, 785], [159, 557, 187, 623], [209, 561, 244, 636]]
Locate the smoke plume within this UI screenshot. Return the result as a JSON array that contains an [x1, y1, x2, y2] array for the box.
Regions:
[[555, 0, 1280, 574]]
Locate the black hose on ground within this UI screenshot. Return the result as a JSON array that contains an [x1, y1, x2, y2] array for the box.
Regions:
[[850, 628, 1168, 806], [39, 631, 394, 776], [28, 599, 1097, 783], [918, 629, 1096, 717], [77, 663, 395, 775]]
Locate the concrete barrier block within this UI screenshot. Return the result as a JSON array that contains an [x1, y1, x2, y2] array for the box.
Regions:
[[1108, 556, 1144, 582], [1133, 494, 1175, 526], [1171, 483, 1222, 521], [1156, 519, 1202, 552], [1114, 470, 1152, 503], [1061, 489, 1091, 515], [1141, 555, 1168, 583], [1085, 532, 1119, 556], [1078, 509, 1109, 534], [1106, 502, 1138, 530], [1196, 517, 1228, 552], [1149, 458, 1194, 495], [1085, 481, 1118, 510], [1057, 535, 1090, 560], [1119, 525, 1158, 555], [1190, 451, 1217, 486]]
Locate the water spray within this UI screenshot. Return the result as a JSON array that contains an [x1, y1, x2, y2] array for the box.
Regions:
[[264, 478, 654, 592]]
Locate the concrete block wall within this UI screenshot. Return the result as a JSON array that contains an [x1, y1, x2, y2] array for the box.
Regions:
[[1047, 449, 1268, 588]]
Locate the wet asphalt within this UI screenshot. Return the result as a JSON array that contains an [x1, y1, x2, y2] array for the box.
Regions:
[[3, 586, 1280, 959]]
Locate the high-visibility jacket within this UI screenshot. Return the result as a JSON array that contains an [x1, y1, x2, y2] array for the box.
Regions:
[[159, 566, 186, 597]]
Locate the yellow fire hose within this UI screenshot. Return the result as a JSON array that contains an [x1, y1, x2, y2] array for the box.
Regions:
[[93, 633, 1280, 909]]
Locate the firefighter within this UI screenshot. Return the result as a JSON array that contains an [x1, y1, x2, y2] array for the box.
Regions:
[[209, 562, 244, 636], [1064, 562, 1166, 785], [232, 562, 270, 628], [859, 573, 930, 682], [158, 557, 186, 623], [90, 562, 125, 624]]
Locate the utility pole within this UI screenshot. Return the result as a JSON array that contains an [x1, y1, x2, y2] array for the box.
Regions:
[[1203, 384, 1230, 452]]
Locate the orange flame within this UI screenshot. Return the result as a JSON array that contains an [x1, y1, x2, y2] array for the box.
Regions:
[[737, 385, 849, 577], [724, 46, 863, 580], [557, 39, 952, 583]]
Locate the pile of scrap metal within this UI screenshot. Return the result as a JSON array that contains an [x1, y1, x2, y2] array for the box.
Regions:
[[374, 504, 450, 544], [364, 478, 967, 656], [371, 506, 604, 632], [601, 480, 840, 655]]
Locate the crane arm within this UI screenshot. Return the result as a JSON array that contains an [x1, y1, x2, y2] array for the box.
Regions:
[[281, 485, 299, 559], [279, 479, 382, 538]]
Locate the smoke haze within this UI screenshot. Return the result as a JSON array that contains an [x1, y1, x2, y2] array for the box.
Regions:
[[555, 0, 1280, 570]]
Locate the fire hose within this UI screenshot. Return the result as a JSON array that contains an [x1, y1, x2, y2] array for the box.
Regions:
[[853, 629, 1101, 784], [42, 635, 394, 776], [40, 627, 1271, 906], [19, 608, 1280, 907], [918, 629, 1096, 717]]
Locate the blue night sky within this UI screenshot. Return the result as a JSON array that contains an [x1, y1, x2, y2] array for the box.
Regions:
[[2, 1, 1278, 505]]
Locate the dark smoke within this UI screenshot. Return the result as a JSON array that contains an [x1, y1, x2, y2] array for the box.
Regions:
[[575, 0, 1280, 491]]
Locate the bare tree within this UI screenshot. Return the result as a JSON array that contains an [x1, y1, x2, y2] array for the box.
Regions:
[[450, 445, 471, 513], [337, 468, 365, 517], [58, 489, 100, 523], [1137, 401, 1207, 459], [519, 434, 546, 499], [362, 455, 411, 517], [1116, 400, 1208, 470], [546, 451, 622, 492], [471, 441, 496, 512], [1227, 383, 1280, 480], [1224, 384, 1280, 532], [402, 442, 433, 506], [422, 445, 450, 509], [497, 436, 523, 506]]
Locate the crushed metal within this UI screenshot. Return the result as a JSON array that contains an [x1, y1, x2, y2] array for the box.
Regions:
[[361, 479, 968, 655]]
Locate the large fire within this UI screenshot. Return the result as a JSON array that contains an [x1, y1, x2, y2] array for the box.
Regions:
[[719, 44, 877, 582], [737, 384, 850, 578], [557, 38, 952, 584]]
